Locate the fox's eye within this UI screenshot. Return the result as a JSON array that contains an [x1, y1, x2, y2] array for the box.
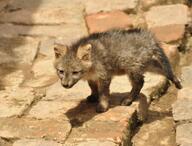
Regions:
[[58, 69, 64, 74], [72, 71, 80, 75]]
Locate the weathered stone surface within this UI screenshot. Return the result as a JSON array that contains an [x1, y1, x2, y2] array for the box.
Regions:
[[28, 100, 78, 120], [145, 4, 189, 42], [0, 87, 37, 117], [7, 0, 139, 13], [6, 0, 77, 9], [24, 58, 58, 88], [43, 81, 90, 101], [79, 0, 139, 14], [181, 65, 192, 87], [65, 140, 117, 146], [93, 104, 137, 123], [177, 87, 192, 100], [13, 139, 63, 146], [0, 6, 85, 25], [66, 120, 128, 144], [172, 98, 192, 121], [0, 24, 88, 44], [176, 123, 192, 146], [132, 117, 176, 146], [1, 70, 24, 87], [0, 117, 71, 143], [39, 38, 55, 59], [0, 37, 39, 66], [86, 11, 133, 33], [140, 0, 159, 10]]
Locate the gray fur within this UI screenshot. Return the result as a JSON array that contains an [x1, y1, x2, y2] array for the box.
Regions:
[[54, 29, 182, 113]]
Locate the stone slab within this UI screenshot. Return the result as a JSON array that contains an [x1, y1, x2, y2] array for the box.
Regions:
[[0, 87, 37, 117], [0, 117, 71, 143], [172, 98, 192, 121], [1, 70, 24, 87], [176, 123, 192, 146], [0, 24, 88, 45], [132, 117, 176, 146], [181, 65, 192, 87], [66, 120, 129, 144], [0, 6, 85, 25], [13, 139, 63, 146], [64, 140, 117, 146], [79, 0, 139, 14], [28, 100, 79, 120], [145, 4, 189, 42], [177, 87, 192, 100]]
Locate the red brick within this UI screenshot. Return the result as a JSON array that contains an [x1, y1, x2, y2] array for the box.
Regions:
[[86, 11, 133, 34]]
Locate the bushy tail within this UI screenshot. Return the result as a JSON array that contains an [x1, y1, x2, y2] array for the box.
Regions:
[[154, 47, 182, 89]]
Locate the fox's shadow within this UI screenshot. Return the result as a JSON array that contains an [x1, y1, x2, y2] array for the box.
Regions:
[[65, 92, 147, 127]]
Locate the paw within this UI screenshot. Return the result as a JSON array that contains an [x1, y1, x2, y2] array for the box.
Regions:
[[121, 98, 133, 106], [86, 94, 98, 103], [96, 103, 109, 113]]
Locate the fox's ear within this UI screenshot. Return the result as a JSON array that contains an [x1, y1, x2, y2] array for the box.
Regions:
[[77, 44, 92, 61], [54, 43, 68, 58]]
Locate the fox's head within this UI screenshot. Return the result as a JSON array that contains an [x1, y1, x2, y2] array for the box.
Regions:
[[54, 43, 92, 88]]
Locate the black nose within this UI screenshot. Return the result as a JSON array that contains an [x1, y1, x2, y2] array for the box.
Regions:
[[62, 84, 70, 88]]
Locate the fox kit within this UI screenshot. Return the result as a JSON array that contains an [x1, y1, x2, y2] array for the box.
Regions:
[[54, 29, 182, 113]]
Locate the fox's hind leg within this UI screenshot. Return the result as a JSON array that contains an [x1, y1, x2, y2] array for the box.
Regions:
[[87, 80, 99, 103], [121, 73, 144, 106]]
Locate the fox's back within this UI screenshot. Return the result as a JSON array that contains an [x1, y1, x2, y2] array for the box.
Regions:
[[74, 29, 159, 72]]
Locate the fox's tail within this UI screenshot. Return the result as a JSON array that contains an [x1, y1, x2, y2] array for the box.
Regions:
[[154, 46, 182, 89]]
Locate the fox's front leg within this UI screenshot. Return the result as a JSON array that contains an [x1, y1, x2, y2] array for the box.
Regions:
[[96, 78, 111, 113], [87, 80, 99, 103]]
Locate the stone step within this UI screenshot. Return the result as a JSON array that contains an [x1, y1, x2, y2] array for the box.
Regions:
[[0, 117, 71, 143], [25, 71, 168, 145], [0, 87, 40, 118]]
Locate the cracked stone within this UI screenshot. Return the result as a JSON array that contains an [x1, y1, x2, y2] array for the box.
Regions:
[[66, 120, 129, 144], [145, 4, 189, 42], [132, 117, 176, 146], [0, 87, 37, 117], [176, 123, 192, 146], [0, 117, 71, 143], [13, 139, 63, 146]]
